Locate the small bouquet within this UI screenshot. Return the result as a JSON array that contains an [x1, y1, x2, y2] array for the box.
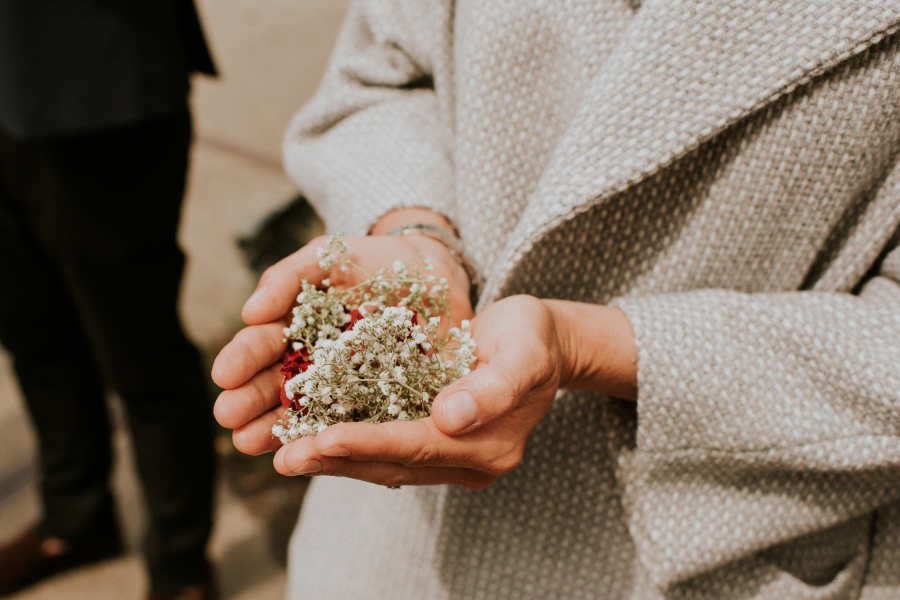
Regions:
[[272, 234, 476, 444]]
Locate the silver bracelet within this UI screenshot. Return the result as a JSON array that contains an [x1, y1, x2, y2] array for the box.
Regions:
[[387, 223, 480, 308]]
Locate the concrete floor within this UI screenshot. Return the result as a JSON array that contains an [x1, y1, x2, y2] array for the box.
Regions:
[[0, 1, 349, 598]]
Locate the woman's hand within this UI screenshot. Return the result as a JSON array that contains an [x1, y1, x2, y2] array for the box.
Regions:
[[212, 212, 474, 458], [212, 198, 637, 486], [265, 295, 637, 488]]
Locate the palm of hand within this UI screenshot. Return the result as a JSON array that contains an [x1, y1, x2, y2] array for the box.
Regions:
[[214, 270, 563, 487]]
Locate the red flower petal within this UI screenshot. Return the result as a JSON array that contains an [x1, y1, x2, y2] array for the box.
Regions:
[[279, 379, 293, 408], [344, 308, 365, 331], [281, 349, 312, 378]]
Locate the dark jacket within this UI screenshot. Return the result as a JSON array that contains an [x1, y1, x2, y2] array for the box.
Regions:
[[0, 0, 215, 139]]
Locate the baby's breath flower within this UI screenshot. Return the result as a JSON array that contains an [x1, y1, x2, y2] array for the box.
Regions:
[[316, 233, 351, 271], [272, 234, 476, 443]]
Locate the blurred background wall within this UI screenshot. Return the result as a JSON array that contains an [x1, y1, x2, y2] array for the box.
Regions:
[[0, 1, 349, 598]]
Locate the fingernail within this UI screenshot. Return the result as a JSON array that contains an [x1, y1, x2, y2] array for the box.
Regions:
[[321, 446, 351, 457], [244, 286, 267, 310], [294, 459, 322, 475], [442, 391, 478, 433]]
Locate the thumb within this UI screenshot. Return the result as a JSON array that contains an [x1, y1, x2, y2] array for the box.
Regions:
[[432, 347, 550, 435]]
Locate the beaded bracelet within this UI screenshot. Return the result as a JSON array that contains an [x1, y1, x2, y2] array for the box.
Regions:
[[387, 223, 480, 309]]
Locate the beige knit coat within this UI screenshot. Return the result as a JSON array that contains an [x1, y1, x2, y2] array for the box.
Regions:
[[281, 1, 900, 598]]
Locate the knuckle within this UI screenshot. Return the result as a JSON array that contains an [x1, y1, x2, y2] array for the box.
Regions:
[[313, 428, 344, 453], [532, 345, 555, 376], [233, 338, 263, 374], [493, 370, 522, 411], [515, 347, 557, 395], [232, 328, 255, 352], [250, 374, 276, 407], [385, 471, 410, 488], [327, 269, 352, 287], [487, 445, 524, 476], [317, 460, 342, 477], [408, 444, 442, 467]]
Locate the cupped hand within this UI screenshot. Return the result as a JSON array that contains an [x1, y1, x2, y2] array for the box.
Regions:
[[212, 231, 473, 457], [268, 295, 569, 489]]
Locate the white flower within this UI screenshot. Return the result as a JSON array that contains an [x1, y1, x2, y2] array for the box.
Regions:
[[270, 234, 476, 443]]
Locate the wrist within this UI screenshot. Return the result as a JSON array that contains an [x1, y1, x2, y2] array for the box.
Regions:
[[370, 207, 456, 236], [543, 299, 638, 400], [372, 209, 478, 309], [402, 233, 471, 292]]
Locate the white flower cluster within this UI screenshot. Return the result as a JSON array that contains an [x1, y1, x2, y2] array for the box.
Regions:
[[272, 235, 476, 444]]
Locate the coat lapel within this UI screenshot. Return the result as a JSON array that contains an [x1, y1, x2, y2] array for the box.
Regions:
[[481, 0, 900, 305]]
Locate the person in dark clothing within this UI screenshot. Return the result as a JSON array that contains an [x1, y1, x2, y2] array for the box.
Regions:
[[0, 2, 217, 598]]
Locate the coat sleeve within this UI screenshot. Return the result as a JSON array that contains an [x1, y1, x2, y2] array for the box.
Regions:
[[282, 0, 456, 235], [612, 215, 900, 588]]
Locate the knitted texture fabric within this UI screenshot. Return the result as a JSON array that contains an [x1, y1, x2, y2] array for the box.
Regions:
[[282, 1, 900, 598]]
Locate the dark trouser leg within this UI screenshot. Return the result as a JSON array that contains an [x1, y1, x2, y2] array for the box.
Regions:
[[0, 142, 116, 543], [0, 112, 215, 592]]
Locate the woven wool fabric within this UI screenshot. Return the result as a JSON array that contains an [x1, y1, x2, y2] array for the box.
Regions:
[[282, 1, 900, 598]]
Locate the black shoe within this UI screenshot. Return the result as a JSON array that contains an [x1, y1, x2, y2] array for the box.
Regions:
[[0, 523, 123, 596]]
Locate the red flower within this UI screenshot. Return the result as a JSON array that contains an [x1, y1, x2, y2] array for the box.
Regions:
[[344, 308, 365, 331], [280, 348, 312, 409], [279, 385, 293, 408], [281, 348, 310, 377]]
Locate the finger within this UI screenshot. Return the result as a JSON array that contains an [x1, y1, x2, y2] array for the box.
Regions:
[[275, 419, 523, 477], [273, 453, 495, 490], [214, 363, 282, 429], [211, 322, 287, 389], [431, 342, 557, 436], [232, 405, 284, 456], [241, 239, 328, 325]]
